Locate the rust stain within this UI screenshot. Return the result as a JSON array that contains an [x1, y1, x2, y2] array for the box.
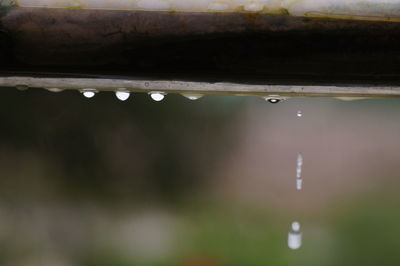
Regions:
[[246, 12, 256, 26], [305, 12, 400, 23]]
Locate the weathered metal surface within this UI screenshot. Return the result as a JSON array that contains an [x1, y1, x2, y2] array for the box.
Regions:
[[12, 0, 400, 23], [1, 7, 399, 67], [1, 5, 400, 97], [2, 76, 400, 98]]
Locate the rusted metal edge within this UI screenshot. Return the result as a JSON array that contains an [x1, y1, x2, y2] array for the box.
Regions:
[[1, 7, 400, 93], [1, 76, 400, 98], [8, 0, 400, 23]]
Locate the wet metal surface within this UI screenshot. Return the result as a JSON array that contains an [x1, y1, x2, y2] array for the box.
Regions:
[[2, 76, 400, 98], [1, 7, 400, 94]]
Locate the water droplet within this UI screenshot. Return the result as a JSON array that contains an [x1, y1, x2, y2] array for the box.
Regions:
[[296, 179, 303, 191], [268, 98, 280, 104], [296, 153, 303, 178], [83, 92, 95, 98], [182, 93, 203, 100], [296, 153, 303, 190], [145, 82, 150, 87], [265, 95, 285, 104], [16, 84, 29, 91], [297, 111, 303, 117], [288, 221, 302, 250], [292, 221, 301, 232], [81, 89, 97, 98], [149, 92, 165, 102], [115, 90, 131, 101], [47, 88, 63, 93]]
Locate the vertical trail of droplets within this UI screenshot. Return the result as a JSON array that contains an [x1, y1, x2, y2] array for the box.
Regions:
[[288, 110, 304, 250], [296, 153, 303, 191]]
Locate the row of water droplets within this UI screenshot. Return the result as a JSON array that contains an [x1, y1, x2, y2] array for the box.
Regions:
[[79, 88, 203, 102], [288, 110, 303, 250], [27, 84, 286, 103]]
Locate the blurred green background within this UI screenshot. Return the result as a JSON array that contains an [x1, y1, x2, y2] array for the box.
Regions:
[[0, 87, 400, 266]]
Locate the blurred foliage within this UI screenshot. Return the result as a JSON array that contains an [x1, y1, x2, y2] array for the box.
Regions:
[[0, 87, 400, 266], [0, 88, 243, 203], [67, 190, 400, 266]]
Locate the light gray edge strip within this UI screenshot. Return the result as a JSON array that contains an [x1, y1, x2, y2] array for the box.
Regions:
[[1, 76, 400, 98]]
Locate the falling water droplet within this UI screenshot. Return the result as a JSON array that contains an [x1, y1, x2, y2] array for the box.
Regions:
[[297, 111, 303, 117], [149, 92, 165, 102], [296, 153, 303, 191], [292, 221, 301, 232], [296, 153, 303, 178], [296, 179, 303, 191], [182, 93, 204, 100], [288, 221, 302, 250], [115, 90, 131, 101]]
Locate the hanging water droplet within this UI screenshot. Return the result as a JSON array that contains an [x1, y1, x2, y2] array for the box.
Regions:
[[115, 90, 131, 101], [16, 84, 29, 91], [297, 111, 303, 117], [182, 93, 204, 100], [265, 95, 285, 104], [149, 92, 165, 102], [268, 98, 281, 104], [288, 221, 302, 250], [83, 91, 95, 98], [47, 88, 63, 93], [81, 89, 97, 99]]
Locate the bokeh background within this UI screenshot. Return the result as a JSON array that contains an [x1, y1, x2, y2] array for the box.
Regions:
[[0, 87, 400, 266]]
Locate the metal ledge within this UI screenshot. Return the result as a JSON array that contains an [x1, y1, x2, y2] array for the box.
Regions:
[[1, 76, 400, 98], [2, 8, 400, 94]]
